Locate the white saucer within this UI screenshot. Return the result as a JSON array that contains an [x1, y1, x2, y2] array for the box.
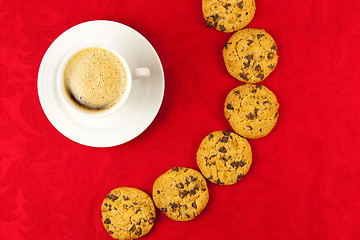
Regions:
[[38, 20, 164, 147]]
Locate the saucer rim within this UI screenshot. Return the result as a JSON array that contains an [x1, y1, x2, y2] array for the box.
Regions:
[[37, 20, 165, 147]]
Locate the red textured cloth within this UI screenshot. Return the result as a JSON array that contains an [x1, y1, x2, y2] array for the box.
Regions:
[[1, 0, 360, 239]]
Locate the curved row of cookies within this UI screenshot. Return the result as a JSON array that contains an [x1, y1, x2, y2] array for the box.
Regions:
[[100, 1, 281, 239]]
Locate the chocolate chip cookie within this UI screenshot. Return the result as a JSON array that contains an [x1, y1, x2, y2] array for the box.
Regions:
[[223, 28, 278, 83], [101, 187, 156, 240], [202, 0, 256, 32], [152, 167, 209, 221], [196, 130, 252, 185], [224, 84, 279, 139]]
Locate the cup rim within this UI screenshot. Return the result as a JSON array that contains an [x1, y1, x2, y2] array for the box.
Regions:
[[56, 44, 132, 118]]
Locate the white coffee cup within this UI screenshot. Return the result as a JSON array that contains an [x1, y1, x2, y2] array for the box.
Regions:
[[57, 44, 150, 118]]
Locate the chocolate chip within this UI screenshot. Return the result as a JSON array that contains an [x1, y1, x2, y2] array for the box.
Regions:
[[246, 113, 255, 120], [254, 64, 262, 71], [268, 64, 275, 69], [244, 55, 253, 61], [208, 175, 213, 179], [251, 89, 257, 93], [267, 53, 274, 59], [220, 136, 229, 143], [201, 188, 207, 191], [246, 125, 253, 130], [247, 39, 254, 46], [223, 131, 231, 136], [108, 231, 114, 234], [156, 190, 160, 194], [263, 101, 270, 105], [170, 203, 179, 210], [231, 161, 246, 168], [179, 190, 189, 198], [223, 3, 231, 9], [219, 25, 226, 32], [237, 174, 244, 180], [172, 167, 179, 172], [176, 182, 184, 189], [237, 1, 244, 9], [240, 73, 249, 80], [208, 133, 214, 140], [226, 103, 234, 110], [209, 154, 217, 159], [256, 85, 262, 89], [189, 189, 196, 195], [234, 90, 240, 95], [104, 218, 111, 224], [149, 217, 156, 224], [106, 194, 119, 201], [161, 207, 167, 212], [271, 45, 277, 50], [254, 108, 259, 116], [185, 213, 191, 218], [256, 74, 264, 80], [132, 202, 138, 205], [216, 179, 224, 185], [257, 34, 265, 39], [206, 16, 219, 28], [123, 195, 129, 201], [190, 175, 197, 181], [104, 203, 108, 207], [243, 62, 250, 68], [192, 202, 197, 209], [275, 112, 279, 117], [230, 161, 239, 168], [183, 204, 188, 210], [135, 228, 142, 236], [135, 209, 141, 214], [130, 224, 136, 232], [218, 146, 227, 153], [224, 42, 232, 49], [213, 14, 220, 21]]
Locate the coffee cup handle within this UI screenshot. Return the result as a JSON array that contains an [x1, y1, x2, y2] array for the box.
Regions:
[[132, 67, 150, 80]]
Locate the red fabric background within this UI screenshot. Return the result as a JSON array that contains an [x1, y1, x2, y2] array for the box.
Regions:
[[1, 0, 360, 239]]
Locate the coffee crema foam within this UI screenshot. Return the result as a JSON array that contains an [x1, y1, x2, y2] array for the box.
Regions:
[[64, 47, 127, 111]]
